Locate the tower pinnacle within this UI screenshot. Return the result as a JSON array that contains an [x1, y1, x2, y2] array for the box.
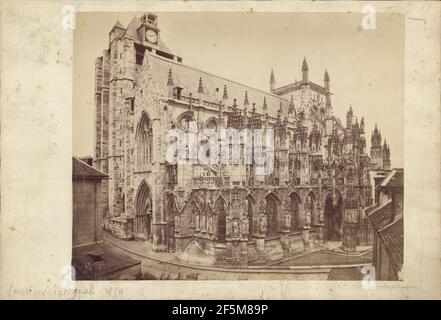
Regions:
[[244, 91, 249, 106], [302, 57, 309, 82], [222, 84, 228, 101], [270, 69, 276, 91], [324, 69, 330, 93]]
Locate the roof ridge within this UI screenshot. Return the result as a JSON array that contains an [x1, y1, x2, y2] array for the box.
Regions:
[[367, 198, 392, 218], [145, 50, 289, 102]]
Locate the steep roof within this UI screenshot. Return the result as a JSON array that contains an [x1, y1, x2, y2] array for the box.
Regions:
[[378, 217, 403, 273], [146, 50, 290, 117], [72, 157, 108, 179], [380, 169, 403, 188], [367, 199, 392, 231]]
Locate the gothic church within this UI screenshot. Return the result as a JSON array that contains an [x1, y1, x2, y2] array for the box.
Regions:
[[93, 13, 391, 266]]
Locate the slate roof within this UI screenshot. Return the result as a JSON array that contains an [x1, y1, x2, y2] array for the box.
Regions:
[[146, 50, 290, 118], [366, 199, 392, 231], [380, 169, 403, 188], [378, 217, 403, 272], [73, 157, 108, 179]]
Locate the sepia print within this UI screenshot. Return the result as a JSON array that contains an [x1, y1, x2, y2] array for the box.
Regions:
[[1, 0, 440, 300], [72, 11, 404, 281]]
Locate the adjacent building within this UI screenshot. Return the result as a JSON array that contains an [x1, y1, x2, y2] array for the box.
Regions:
[[366, 169, 403, 280], [72, 157, 140, 280]]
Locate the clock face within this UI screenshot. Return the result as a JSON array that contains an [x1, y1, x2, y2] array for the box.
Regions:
[[145, 29, 158, 43]]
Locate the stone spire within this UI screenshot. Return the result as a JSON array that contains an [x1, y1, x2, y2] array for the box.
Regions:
[[167, 68, 174, 86], [371, 124, 382, 147], [277, 102, 283, 122], [382, 139, 391, 169], [302, 57, 309, 82], [252, 102, 257, 114], [222, 84, 228, 101], [289, 95, 295, 114], [262, 97, 268, 114], [198, 77, 204, 94], [324, 69, 330, 93], [244, 91, 249, 106], [270, 69, 276, 91], [167, 69, 174, 97], [346, 105, 353, 127]]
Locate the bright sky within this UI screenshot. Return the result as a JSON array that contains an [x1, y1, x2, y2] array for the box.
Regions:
[[73, 12, 404, 168]]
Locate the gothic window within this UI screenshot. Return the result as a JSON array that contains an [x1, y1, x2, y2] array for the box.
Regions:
[[265, 194, 279, 237], [136, 112, 153, 167], [289, 194, 300, 232]]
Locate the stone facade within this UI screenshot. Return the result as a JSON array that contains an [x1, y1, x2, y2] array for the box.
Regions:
[[93, 13, 392, 266]]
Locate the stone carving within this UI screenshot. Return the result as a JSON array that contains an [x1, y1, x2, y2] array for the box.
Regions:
[[305, 210, 311, 228], [174, 214, 180, 229], [201, 212, 206, 232], [319, 209, 324, 222], [346, 209, 359, 223], [207, 214, 214, 234], [226, 218, 232, 238], [259, 212, 267, 234], [232, 219, 239, 238], [285, 212, 292, 230], [195, 210, 200, 231], [242, 216, 249, 236]]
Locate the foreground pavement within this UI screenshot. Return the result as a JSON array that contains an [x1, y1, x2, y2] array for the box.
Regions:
[[103, 231, 371, 281]]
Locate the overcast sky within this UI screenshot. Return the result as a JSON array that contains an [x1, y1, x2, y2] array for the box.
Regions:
[[73, 12, 404, 168]]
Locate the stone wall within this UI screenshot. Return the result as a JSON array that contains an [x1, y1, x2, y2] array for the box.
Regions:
[[72, 179, 103, 247]]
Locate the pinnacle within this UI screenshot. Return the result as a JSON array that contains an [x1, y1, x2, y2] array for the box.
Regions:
[[302, 57, 309, 71]]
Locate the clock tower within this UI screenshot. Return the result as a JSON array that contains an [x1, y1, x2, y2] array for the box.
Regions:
[[137, 13, 160, 46]]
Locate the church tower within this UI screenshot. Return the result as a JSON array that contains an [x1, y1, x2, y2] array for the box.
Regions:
[[370, 124, 383, 169], [382, 140, 391, 169]]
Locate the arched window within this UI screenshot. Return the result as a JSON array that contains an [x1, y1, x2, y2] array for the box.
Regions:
[[265, 194, 279, 237], [136, 112, 152, 166], [289, 193, 301, 232], [134, 180, 152, 240]]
